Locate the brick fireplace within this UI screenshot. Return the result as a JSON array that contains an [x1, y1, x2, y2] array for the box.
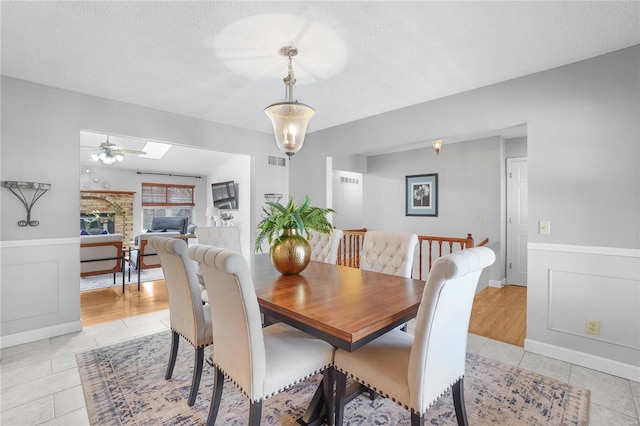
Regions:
[[80, 190, 135, 241]]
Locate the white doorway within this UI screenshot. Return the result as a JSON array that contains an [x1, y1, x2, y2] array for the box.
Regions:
[[506, 157, 528, 286]]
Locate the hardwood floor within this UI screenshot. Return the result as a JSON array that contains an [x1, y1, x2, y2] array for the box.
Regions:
[[81, 280, 528, 347], [80, 280, 169, 327], [469, 285, 527, 347]]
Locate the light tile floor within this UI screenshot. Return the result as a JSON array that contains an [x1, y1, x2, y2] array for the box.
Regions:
[[1, 312, 638, 425]]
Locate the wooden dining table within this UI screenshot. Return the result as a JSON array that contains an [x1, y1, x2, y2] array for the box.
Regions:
[[246, 254, 426, 425]]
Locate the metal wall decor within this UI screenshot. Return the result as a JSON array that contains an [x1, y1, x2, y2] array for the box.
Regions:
[[2, 181, 52, 226]]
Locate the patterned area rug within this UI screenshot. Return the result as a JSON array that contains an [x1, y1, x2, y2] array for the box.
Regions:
[[80, 267, 165, 291], [77, 331, 589, 425]]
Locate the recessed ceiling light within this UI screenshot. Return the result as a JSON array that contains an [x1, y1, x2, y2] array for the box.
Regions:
[[139, 142, 171, 159]]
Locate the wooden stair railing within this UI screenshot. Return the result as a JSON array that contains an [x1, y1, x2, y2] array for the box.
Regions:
[[336, 228, 366, 268], [336, 229, 488, 280]]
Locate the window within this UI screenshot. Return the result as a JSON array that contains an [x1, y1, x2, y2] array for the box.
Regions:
[[141, 183, 195, 230]]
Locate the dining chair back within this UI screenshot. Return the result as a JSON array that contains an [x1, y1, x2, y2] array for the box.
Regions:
[[359, 231, 418, 278], [195, 226, 242, 252], [308, 229, 343, 264], [189, 244, 336, 426], [335, 246, 496, 426], [194, 226, 242, 303], [149, 236, 213, 407]]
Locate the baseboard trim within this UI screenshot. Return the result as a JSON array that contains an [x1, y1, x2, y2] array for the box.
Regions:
[[0, 320, 83, 349], [489, 279, 506, 288], [525, 338, 640, 382]]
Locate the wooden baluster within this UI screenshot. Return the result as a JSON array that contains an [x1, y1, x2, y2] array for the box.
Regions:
[[465, 233, 474, 248]]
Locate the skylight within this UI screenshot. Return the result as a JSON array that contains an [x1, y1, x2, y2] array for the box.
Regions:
[[139, 142, 171, 159]]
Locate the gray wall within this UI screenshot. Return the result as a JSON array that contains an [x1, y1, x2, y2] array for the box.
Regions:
[[363, 136, 504, 287], [289, 46, 640, 379], [331, 170, 364, 230], [293, 46, 639, 250]]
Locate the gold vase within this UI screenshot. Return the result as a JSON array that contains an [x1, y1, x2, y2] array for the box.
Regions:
[[270, 229, 311, 275]]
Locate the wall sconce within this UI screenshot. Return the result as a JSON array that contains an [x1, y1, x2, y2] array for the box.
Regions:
[[432, 139, 443, 155]]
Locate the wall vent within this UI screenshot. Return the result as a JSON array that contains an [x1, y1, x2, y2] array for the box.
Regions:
[[340, 176, 360, 184], [268, 155, 287, 167]]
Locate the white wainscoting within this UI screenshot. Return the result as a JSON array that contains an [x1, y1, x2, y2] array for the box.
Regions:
[[526, 243, 640, 381], [0, 238, 82, 348]]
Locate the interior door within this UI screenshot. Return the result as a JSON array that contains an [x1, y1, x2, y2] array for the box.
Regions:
[[507, 157, 528, 286]]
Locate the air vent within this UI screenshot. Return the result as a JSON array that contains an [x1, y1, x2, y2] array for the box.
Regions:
[[340, 177, 360, 184], [268, 155, 287, 167]]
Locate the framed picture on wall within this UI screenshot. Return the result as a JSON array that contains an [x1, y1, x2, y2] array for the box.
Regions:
[[212, 181, 237, 209], [406, 173, 438, 216]]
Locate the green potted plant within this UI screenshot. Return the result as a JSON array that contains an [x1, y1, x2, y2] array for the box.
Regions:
[[255, 195, 335, 274], [220, 212, 234, 226]]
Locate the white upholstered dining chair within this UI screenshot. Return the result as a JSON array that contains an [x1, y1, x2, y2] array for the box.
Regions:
[[359, 231, 418, 278], [194, 226, 242, 303], [149, 237, 213, 407], [189, 244, 336, 426], [308, 229, 343, 264], [334, 246, 496, 426]]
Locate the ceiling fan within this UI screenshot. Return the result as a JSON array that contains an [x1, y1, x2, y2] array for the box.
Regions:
[[82, 136, 146, 165]]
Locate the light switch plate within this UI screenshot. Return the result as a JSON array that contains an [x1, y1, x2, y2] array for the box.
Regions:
[[539, 220, 551, 235]]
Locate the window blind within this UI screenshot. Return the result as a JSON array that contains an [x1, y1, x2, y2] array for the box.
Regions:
[[141, 183, 195, 207]]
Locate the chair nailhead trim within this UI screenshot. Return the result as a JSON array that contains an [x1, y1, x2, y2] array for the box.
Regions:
[[171, 328, 213, 349], [215, 363, 333, 403], [335, 366, 465, 415]]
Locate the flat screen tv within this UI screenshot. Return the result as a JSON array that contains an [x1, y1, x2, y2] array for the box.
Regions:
[[212, 181, 237, 209]]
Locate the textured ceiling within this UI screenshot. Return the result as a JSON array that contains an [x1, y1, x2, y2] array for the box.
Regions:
[[3, 1, 639, 138]]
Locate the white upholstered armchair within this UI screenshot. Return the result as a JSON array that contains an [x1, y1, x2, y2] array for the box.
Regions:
[[334, 247, 496, 426], [189, 244, 335, 426], [308, 229, 343, 265], [149, 237, 213, 407], [359, 231, 418, 278]]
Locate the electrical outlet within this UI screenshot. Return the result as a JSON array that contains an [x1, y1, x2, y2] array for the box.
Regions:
[[586, 319, 600, 335]]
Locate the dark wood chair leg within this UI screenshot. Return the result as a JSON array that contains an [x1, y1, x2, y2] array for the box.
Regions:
[[165, 331, 179, 379], [335, 370, 347, 426], [249, 400, 262, 426], [206, 367, 225, 426], [411, 411, 425, 426], [452, 377, 469, 426], [187, 346, 205, 406], [323, 367, 335, 426]]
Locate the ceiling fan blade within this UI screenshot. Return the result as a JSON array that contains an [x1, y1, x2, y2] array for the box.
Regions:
[[115, 149, 147, 155]]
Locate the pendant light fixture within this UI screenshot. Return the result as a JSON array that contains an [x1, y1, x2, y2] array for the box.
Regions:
[[264, 46, 315, 159]]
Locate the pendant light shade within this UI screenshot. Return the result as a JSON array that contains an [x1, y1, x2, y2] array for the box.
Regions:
[[264, 101, 315, 158], [264, 46, 315, 159]]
